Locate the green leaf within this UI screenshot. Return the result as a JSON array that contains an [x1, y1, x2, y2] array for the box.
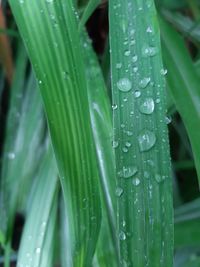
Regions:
[[0, 44, 44, 248], [160, 17, 200, 185], [109, 0, 173, 266], [79, 0, 101, 30], [17, 145, 58, 267], [8, 1, 101, 265]]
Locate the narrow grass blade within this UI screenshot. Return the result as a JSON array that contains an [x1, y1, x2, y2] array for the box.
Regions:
[[82, 32, 117, 242], [17, 146, 58, 267], [8, 1, 101, 265], [79, 0, 100, 30], [109, 1, 173, 266], [160, 18, 200, 185], [162, 10, 200, 45]]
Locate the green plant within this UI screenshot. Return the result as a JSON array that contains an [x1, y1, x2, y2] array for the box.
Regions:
[[0, 0, 200, 266]]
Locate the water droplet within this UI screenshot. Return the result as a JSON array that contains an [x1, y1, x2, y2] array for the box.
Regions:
[[155, 98, 160, 104], [160, 68, 168, 76], [116, 63, 122, 69], [115, 187, 124, 197], [142, 45, 158, 57], [118, 166, 138, 178], [112, 140, 119, 148], [38, 80, 42, 85], [46, 0, 53, 2], [132, 177, 140, 186], [124, 50, 131, 56], [139, 98, 155, 115], [139, 77, 150, 89], [62, 71, 69, 80], [112, 104, 118, 110], [119, 231, 126, 240], [138, 129, 156, 152], [35, 247, 41, 254], [146, 26, 153, 33], [155, 174, 166, 183], [126, 130, 133, 136], [132, 55, 138, 63], [165, 116, 172, 124], [122, 147, 128, 153], [117, 78, 132, 92], [134, 90, 141, 98], [125, 141, 131, 147], [7, 152, 15, 160]]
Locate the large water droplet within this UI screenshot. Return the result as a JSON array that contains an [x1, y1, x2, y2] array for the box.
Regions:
[[138, 129, 156, 152], [117, 78, 132, 92], [118, 166, 138, 178], [139, 98, 155, 115], [139, 77, 150, 89]]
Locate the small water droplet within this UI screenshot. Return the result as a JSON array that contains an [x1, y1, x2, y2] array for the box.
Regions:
[[122, 147, 128, 153], [134, 90, 141, 98], [116, 63, 122, 69], [132, 55, 138, 63], [146, 26, 153, 33], [112, 140, 119, 148], [138, 129, 156, 152], [124, 50, 131, 56], [132, 177, 140, 186], [165, 116, 172, 124], [112, 104, 118, 110], [139, 77, 150, 89], [117, 78, 132, 92], [119, 231, 126, 240], [142, 45, 158, 57], [139, 98, 155, 115], [115, 187, 124, 197], [155, 174, 166, 183], [160, 68, 168, 76], [35, 247, 41, 254], [7, 152, 15, 160], [125, 141, 131, 147]]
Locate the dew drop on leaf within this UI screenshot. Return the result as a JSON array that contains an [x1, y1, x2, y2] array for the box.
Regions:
[[115, 187, 124, 197], [132, 177, 140, 186], [118, 166, 138, 178], [139, 77, 150, 89], [117, 78, 132, 92], [119, 231, 126, 240], [139, 98, 155, 115], [138, 129, 156, 152]]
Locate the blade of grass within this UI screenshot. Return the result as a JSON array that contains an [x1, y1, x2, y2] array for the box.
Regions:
[[17, 145, 58, 267], [8, 1, 101, 265], [160, 17, 200, 185], [79, 0, 101, 30], [109, 0, 173, 266]]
